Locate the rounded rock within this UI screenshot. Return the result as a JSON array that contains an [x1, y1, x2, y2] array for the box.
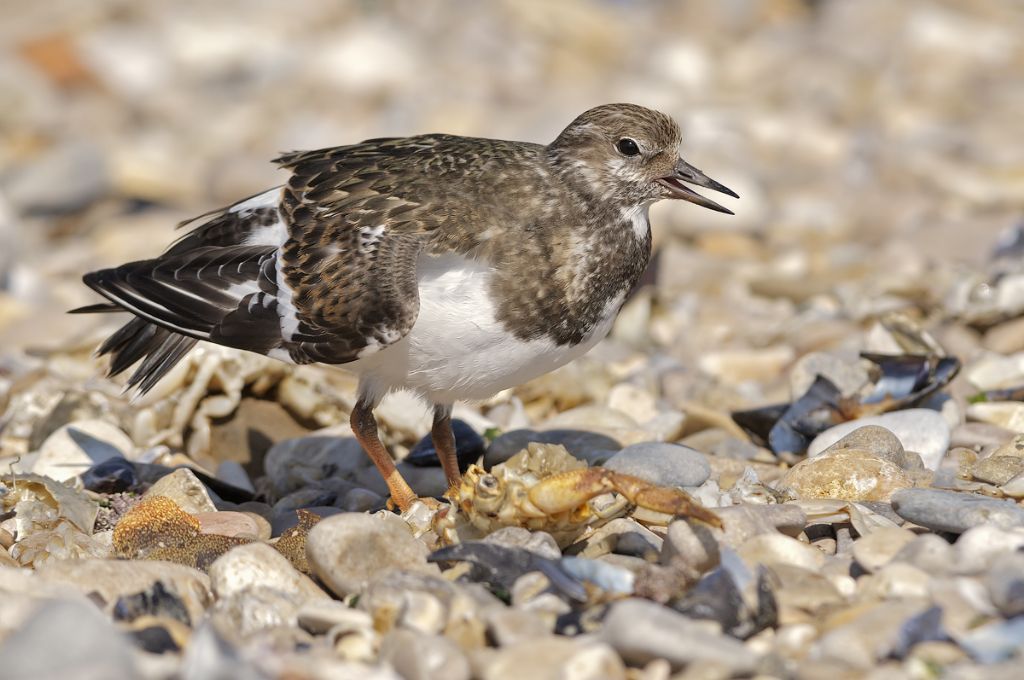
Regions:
[[602, 442, 711, 488], [808, 409, 950, 470], [777, 449, 913, 502], [851, 527, 917, 573], [892, 489, 1024, 534], [208, 542, 329, 603], [306, 513, 435, 597]]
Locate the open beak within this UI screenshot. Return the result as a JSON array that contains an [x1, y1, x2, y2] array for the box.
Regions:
[[656, 159, 739, 215]]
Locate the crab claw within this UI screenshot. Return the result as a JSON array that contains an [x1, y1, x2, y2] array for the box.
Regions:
[[527, 468, 722, 529]]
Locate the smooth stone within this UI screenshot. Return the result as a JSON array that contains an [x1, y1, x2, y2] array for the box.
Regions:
[[813, 601, 932, 670], [714, 504, 807, 546], [481, 637, 626, 680], [273, 486, 340, 513], [851, 527, 917, 573], [405, 418, 485, 470], [1002, 472, 1024, 499], [341, 487, 386, 512], [857, 562, 931, 600], [0, 598, 137, 680], [306, 513, 435, 597], [263, 436, 371, 498], [271, 506, 341, 537], [355, 462, 449, 499], [35, 558, 211, 623], [967, 401, 1024, 432], [789, 351, 869, 399], [32, 420, 133, 481], [209, 586, 306, 639], [599, 598, 758, 672], [296, 600, 374, 635], [485, 429, 622, 468], [379, 630, 470, 680], [972, 456, 1024, 485], [602, 442, 711, 488], [143, 468, 217, 514], [778, 449, 914, 502], [816, 426, 924, 470], [952, 525, 1024, 574], [950, 422, 1017, 450], [82, 457, 139, 494], [484, 608, 551, 647], [660, 519, 720, 573], [984, 552, 1024, 618], [571, 518, 662, 559], [808, 410, 950, 470], [195, 511, 261, 538], [890, 533, 954, 575], [215, 461, 255, 494], [737, 533, 825, 571], [482, 527, 561, 560], [891, 488, 1024, 534], [208, 542, 328, 603]]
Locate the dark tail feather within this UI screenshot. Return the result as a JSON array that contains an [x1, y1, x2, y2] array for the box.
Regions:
[[87, 313, 198, 394]]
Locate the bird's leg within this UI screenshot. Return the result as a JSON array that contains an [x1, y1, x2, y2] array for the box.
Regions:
[[350, 398, 417, 512], [431, 404, 462, 493]]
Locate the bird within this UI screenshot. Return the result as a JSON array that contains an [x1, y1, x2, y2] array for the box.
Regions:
[[75, 103, 737, 512]]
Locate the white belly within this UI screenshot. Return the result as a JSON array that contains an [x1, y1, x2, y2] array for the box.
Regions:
[[350, 254, 625, 404]]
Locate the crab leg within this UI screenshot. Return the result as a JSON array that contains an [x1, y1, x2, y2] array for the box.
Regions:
[[527, 468, 722, 528]]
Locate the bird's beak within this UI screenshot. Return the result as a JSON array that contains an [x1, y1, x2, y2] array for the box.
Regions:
[[657, 159, 739, 214]]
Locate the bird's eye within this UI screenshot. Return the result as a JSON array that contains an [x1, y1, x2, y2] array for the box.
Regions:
[[616, 138, 641, 156]]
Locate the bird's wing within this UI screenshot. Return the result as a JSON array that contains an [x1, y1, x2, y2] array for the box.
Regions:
[[268, 138, 455, 364]]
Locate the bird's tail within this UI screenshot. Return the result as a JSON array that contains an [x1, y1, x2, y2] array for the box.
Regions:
[[69, 302, 198, 394]]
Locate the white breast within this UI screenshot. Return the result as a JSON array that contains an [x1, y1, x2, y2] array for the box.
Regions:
[[351, 254, 625, 404]]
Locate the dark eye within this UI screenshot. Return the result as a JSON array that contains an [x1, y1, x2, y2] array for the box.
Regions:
[[616, 138, 641, 156]]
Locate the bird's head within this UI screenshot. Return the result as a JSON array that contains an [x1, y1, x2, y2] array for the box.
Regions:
[[548, 103, 737, 213]]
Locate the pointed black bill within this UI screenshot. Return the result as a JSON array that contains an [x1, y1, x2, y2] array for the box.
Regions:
[[657, 159, 738, 214]]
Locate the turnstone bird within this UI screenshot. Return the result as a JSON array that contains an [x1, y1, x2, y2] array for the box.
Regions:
[[76, 103, 737, 511]]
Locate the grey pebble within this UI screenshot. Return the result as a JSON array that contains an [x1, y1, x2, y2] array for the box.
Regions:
[[808, 409, 950, 471], [891, 488, 1024, 534], [602, 442, 711, 488], [485, 428, 621, 468], [599, 598, 758, 672], [306, 512, 436, 597]]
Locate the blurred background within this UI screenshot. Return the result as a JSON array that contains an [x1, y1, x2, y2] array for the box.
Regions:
[[0, 0, 1022, 372]]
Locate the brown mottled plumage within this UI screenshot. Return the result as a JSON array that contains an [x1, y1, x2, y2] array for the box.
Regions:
[[77, 104, 737, 510]]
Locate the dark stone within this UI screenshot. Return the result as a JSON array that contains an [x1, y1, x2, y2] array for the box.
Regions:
[[404, 419, 485, 471], [82, 458, 139, 494]]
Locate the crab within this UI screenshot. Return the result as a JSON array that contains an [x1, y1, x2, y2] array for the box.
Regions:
[[431, 442, 721, 547]]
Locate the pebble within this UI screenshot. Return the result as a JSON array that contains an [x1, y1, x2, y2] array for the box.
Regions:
[[660, 519, 720, 573], [952, 525, 1024, 575], [404, 418, 485, 469], [777, 448, 914, 502], [599, 598, 758, 672], [891, 488, 1024, 534], [0, 597, 137, 679], [306, 513, 436, 597], [195, 511, 262, 538], [807, 409, 951, 470], [571, 518, 662, 559], [972, 455, 1024, 485], [4, 141, 109, 215], [485, 429, 621, 468], [208, 542, 329, 603], [602, 442, 711, 488], [35, 558, 211, 623], [789, 351, 870, 398], [481, 637, 626, 680], [715, 504, 808, 545], [737, 533, 825, 571], [31, 419, 133, 481], [984, 552, 1024, 618], [263, 436, 371, 498], [143, 468, 218, 514], [850, 527, 917, 572], [379, 629, 470, 680]]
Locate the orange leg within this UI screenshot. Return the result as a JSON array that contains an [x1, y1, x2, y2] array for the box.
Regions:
[[350, 399, 416, 512], [431, 405, 462, 492]]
